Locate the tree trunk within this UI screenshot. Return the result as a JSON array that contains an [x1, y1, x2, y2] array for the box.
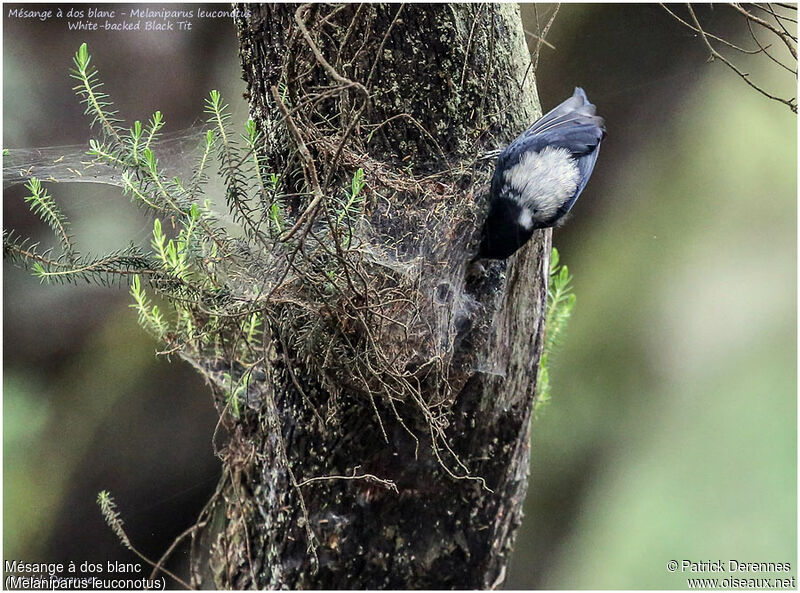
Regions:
[[190, 4, 550, 589]]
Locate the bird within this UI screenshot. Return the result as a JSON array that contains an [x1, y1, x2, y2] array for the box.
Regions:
[[475, 87, 605, 260]]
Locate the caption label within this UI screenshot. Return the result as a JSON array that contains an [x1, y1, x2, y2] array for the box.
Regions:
[[7, 6, 252, 32], [4, 560, 166, 590]]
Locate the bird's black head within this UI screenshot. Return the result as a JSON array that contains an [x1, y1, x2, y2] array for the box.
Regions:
[[476, 196, 535, 260]]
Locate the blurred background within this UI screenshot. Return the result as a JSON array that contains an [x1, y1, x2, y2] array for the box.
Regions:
[[3, 3, 796, 589]]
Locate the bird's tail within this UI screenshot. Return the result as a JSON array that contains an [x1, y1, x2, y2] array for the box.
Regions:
[[527, 87, 605, 137]]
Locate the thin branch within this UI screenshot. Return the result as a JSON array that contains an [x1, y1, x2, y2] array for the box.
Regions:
[[524, 28, 556, 51], [270, 86, 325, 242], [294, 4, 371, 190], [661, 3, 765, 54], [531, 4, 560, 75], [663, 3, 797, 113], [730, 2, 796, 59], [97, 492, 194, 590], [746, 17, 797, 75], [366, 4, 405, 91], [295, 4, 369, 96], [753, 3, 797, 26], [296, 468, 398, 493]]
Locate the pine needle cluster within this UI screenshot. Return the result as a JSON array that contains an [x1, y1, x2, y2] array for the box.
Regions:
[[535, 246, 576, 412], [4, 43, 465, 428], [4, 44, 313, 416]]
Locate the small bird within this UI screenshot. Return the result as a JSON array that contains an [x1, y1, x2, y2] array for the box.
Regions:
[[476, 87, 605, 260]]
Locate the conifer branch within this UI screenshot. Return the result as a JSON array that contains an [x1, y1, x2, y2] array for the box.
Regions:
[[23, 178, 75, 259], [97, 491, 193, 590], [70, 43, 126, 144]]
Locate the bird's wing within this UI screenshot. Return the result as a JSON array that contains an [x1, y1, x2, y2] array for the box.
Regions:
[[551, 126, 605, 218], [534, 123, 604, 154], [491, 88, 606, 217], [574, 139, 602, 197], [507, 88, 605, 157], [498, 122, 604, 183]]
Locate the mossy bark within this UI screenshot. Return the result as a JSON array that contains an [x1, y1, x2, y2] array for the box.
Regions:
[[191, 4, 550, 589]]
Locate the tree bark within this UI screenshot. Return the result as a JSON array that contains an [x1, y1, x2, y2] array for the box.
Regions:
[[190, 4, 550, 589]]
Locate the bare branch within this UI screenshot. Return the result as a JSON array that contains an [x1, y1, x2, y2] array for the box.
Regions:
[[531, 4, 560, 75], [662, 3, 797, 113], [729, 2, 797, 59]]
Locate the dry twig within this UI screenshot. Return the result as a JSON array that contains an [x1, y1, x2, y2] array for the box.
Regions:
[[662, 3, 797, 112]]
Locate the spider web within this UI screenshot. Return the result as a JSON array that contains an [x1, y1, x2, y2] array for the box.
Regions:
[[3, 125, 208, 189]]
